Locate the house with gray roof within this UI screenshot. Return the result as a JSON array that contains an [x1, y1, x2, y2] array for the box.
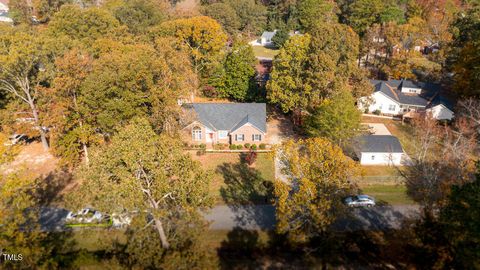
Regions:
[[354, 135, 404, 165], [249, 30, 277, 47], [182, 103, 267, 147], [358, 79, 454, 120]]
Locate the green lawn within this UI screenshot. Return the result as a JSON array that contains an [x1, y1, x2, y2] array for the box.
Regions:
[[359, 184, 414, 205], [251, 46, 279, 59], [191, 152, 275, 205]]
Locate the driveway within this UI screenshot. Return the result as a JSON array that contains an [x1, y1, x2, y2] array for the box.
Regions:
[[266, 109, 297, 145], [363, 123, 392, 135]]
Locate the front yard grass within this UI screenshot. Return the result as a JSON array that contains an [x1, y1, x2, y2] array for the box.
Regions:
[[359, 184, 414, 205], [190, 152, 275, 205], [251, 46, 279, 59]]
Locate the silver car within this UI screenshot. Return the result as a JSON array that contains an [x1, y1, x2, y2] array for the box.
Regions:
[[344, 195, 376, 207]]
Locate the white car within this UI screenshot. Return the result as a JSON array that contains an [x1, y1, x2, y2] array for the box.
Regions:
[[4, 134, 26, 146], [66, 208, 103, 223], [344, 195, 376, 208]]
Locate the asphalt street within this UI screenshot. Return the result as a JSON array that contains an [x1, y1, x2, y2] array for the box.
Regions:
[[40, 204, 419, 232]]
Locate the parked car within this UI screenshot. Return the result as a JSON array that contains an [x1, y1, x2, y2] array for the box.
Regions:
[[344, 195, 376, 207], [4, 134, 26, 146], [65, 208, 103, 224]]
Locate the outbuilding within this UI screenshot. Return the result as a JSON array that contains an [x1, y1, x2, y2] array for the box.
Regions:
[[355, 135, 404, 166]]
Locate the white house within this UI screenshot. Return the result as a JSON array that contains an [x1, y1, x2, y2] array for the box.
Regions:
[[249, 30, 277, 47], [0, 0, 13, 23], [355, 135, 404, 166], [358, 79, 455, 121]]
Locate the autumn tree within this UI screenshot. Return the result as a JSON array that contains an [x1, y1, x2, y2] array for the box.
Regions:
[[47, 5, 123, 47], [448, 5, 480, 97], [158, 16, 227, 80], [46, 49, 96, 166], [268, 23, 368, 117], [274, 138, 359, 243], [402, 116, 477, 213], [0, 173, 51, 268], [0, 26, 50, 149], [68, 118, 213, 263], [80, 41, 194, 136], [305, 89, 361, 144], [267, 34, 311, 114]]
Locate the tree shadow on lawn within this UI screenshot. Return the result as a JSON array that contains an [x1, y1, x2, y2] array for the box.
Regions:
[[217, 160, 275, 229]]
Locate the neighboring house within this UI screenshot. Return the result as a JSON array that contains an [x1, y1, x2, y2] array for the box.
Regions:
[[358, 79, 455, 120], [0, 0, 12, 23], [355, 135, 404, 166], [182, 103, 267, 147], [249, 30, 277, 47]]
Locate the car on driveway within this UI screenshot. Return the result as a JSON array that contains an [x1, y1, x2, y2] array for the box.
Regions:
[[344, 195, 376, 208], [65, 208, 103, 224]]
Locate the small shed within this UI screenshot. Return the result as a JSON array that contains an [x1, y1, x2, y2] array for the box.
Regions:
[[355, 135, 404, 166]]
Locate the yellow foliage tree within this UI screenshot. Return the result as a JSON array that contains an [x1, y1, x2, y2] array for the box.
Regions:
[[274, 138, 360, 243]]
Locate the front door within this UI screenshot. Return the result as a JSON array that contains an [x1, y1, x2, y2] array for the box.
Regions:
[[206, 133, 213, 143]]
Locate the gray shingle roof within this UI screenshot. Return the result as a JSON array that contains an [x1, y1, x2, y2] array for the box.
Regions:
[[356, 135, 404, 153], [261, 31, 276, 40], [188, 103, 267, 133], [370, 79, 456, 110]]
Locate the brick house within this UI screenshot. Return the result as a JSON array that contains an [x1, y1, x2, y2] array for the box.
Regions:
[[182, 103, 267, 148]]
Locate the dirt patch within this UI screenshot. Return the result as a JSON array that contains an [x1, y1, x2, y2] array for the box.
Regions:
[[1, 142, 58, 177], [267, 108, 299, 145]]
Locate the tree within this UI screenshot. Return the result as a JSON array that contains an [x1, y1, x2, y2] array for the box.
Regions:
[[201, 2, 241, 35], [68, 117, 213, 250], [305, 89, 361, 144], [267, 34, 312, 113], [344, 0, 384, 36], [46, 49, 96, 166], [159, 16, 227, 80], [112, 0, 166, 34], [221, 42, 257, 101], [225, 0, 267, 34], [268, 23, 368, 116], [274, 138, 359, 243], [271, 27, 289, 48], [439, 167, 480, 269], [79, 41, 194, 136], [47, 5, 122, 47], [0, 26, 50, 149], [297, 0, 337, 31], [0, 172, 51, 268], [449, 5, 480, 97], [403, 116, 477, 213]]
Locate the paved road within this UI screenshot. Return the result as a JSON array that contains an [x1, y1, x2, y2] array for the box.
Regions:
[[204, 204, 419, 231], [41, 205, 419, 232]]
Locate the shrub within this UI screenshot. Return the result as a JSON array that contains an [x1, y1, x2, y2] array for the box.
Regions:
[[199, 143, 206, 149], [251, 144, 257, 150], [259, 143, 266, 150], [236, 144, 243, 150], [203, 85, 218, 98], [229, 144, 237, 150], [244, 150, 257, 165], [373, 109, 381, 115], [244, 143, 251, 149]]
